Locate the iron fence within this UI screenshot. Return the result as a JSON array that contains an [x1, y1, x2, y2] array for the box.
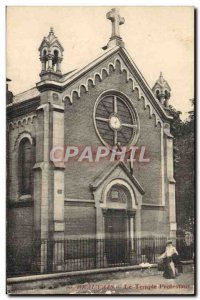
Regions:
[[7, 236, 194, 277]]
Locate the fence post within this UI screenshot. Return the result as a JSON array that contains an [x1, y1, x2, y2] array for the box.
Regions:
[[40, 240, 48, 273], [52, 239, 65, 272], [95, 239, 107, 268]]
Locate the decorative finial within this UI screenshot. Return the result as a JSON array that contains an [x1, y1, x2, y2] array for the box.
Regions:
[[103, 8, 125, 50], [47, 27, 56, 42], [159, 72, 164, 84]]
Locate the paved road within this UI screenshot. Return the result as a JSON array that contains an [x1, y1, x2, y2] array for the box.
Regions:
[[12, 272, 194, 295]]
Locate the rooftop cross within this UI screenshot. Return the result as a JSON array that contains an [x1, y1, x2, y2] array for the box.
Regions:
[[106, 8, 125, 38]]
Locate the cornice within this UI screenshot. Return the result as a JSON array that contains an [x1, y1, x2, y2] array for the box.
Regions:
[[7, 114, 37, 131]]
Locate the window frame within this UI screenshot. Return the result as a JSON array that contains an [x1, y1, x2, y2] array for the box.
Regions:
[[93, 90, 140, 150], [18, 137, 34, 197]]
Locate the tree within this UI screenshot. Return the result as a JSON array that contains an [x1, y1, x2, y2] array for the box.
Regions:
[[169, 99, 195, 233]]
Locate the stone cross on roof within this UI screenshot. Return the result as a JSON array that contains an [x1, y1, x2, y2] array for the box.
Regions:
[[106, 8, 125, 38], [103, 8, 125, 50]]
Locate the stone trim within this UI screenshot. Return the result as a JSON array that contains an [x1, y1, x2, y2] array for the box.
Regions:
[[18, 194, 32, 201], [102, 208, 136, 216], [33, 162, 46, 170], [36, 104, 49, 112], [7, 263, 158, 285], [169, 178, 176, 183], [51, 104, 64, 112], [64, 198, 95, 206], [161, 125, 165, 205], [141, 204, 165, 210], [7, 198, 34, 209], [53, 163, 66, 170], [54, 221, 65, 232], [14, 132, 34, 150], [90, 161, 145, 195], [170, 222, 177, 231], [93, 90, 140, 149], [8, 114, 37, 131], [36, 81, 63, 93], [63, 56, 163, 126]]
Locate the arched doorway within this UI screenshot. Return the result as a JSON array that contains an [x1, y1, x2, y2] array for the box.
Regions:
[[104, 182, 136, 265]]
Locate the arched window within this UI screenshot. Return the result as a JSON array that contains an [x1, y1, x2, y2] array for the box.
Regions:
[[18, 138, 35, 196], [107, 184, 132, 207], [156, 90, 160, 100], [53, 50, 59, 71], [54, 49, 58, 58]]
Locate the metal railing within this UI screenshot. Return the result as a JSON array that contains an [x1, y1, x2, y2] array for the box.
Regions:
[[7, 236, 194, 277]]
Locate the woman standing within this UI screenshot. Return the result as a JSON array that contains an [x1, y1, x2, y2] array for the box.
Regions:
[[158, 240, 179, 279]]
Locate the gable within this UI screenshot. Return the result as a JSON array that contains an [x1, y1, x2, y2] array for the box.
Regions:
[[90, 161, 145, 195], [60, 47, 172, 126], [38, 37, 64, 52], [38, 40, 50, 51]]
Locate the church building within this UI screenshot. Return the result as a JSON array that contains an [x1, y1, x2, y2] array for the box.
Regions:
[[7, 8, 176, 275]]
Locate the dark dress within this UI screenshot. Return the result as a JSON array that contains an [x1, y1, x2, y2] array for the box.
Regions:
[[162, 253, 180, 279]]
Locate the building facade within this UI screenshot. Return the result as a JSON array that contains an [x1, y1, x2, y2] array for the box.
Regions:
[[7, 8, 176, 274]]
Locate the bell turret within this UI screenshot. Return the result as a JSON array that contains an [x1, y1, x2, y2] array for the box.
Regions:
[[38, 27, 64, 81], [152, 72, 171, 108]]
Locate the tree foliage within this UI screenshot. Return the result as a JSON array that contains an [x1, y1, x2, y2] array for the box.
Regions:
[[169, 99, 195, 232]]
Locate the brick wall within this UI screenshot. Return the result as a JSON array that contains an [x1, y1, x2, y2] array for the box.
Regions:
[[7, 116, 37, 201], [7, 115, 37, 274], [64, 63, 162, 205], [64, 204, 96, 238], [141, 208, 169, 236], [7, 206, 34, 275], [7, 206, 34, 241]]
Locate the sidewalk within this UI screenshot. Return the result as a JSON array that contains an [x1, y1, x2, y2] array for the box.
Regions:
[[11, 272, 194, 295]]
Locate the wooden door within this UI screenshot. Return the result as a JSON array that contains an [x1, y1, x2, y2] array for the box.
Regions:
[[105, 210, 128, 265]]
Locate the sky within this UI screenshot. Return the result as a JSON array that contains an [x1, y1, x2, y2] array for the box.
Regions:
[[6, 6, 194, 120]]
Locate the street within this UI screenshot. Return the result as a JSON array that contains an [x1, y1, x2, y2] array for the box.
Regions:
[[12, 271, 194, 295]]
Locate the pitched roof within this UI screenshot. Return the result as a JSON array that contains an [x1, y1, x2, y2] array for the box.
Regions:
[[152, 72, 171, 92], [10, 87, 40, 105], [38, 27, 64, 52], [9, 44, 172, 122], [61, 46, 118, 83]]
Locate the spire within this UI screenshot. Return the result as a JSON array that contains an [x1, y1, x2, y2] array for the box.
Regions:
[[152, 72, 171, 107], [47, 27, 56, 42], [103, 8, 125, 50], [159, 72, 164, 84], [38, 28, 64, 81]]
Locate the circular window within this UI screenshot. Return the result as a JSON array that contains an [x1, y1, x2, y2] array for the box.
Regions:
[[94, 92, 139, 148]]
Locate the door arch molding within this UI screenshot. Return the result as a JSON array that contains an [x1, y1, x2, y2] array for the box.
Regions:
[[102, 178, 137, 210]]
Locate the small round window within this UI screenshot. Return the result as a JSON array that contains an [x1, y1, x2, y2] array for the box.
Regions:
[[94, 92, 139, 148]]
